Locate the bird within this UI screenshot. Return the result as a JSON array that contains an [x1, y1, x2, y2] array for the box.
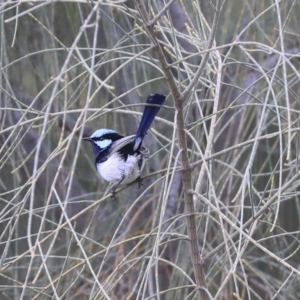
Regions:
[[83, 94, 166, 200]]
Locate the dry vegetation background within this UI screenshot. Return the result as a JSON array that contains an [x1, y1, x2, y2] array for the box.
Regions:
[[1, 0, 300, 299]]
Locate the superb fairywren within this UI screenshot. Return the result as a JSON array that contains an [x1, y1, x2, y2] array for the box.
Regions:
[[83, 94, 166, 199]]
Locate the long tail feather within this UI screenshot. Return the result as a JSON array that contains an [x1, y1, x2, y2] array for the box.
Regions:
[[133, 94, 166, 151]]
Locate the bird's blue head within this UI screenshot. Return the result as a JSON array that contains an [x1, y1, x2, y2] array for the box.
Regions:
[[83, 128, 123, 157]]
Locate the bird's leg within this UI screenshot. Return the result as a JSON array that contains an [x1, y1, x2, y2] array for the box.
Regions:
[[111, 176, 125, 201], [136, 176, 143, 189]]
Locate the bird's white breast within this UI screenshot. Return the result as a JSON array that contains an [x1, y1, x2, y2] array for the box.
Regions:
[[97, 153, 145, 185]]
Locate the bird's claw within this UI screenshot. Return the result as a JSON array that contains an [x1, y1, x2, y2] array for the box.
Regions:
[[136, 176, 143, 189], [110, 190, 117, 201]]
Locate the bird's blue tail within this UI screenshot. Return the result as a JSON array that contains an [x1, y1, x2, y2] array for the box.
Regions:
[[133, 94, 166, 151]]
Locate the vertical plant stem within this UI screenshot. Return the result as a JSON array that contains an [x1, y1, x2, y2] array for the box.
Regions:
[[133, 1, 222, 298]]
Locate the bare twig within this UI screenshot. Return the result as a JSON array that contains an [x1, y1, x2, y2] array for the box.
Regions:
[[194, 39, 222, 195], [134, 1, 222, 298], [148, 0, 177, 26], [204, 171, 300, 260], [190, 189, 300, 276], [181, 0, 221, 99]]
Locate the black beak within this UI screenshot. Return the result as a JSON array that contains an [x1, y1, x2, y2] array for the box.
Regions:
[[82, 137, 92, 142]]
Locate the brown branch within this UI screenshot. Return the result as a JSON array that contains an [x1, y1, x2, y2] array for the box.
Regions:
[[133, 1, 223, 298]]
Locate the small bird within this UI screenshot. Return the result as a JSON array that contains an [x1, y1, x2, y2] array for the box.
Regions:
[[83, 94, 166, 199]]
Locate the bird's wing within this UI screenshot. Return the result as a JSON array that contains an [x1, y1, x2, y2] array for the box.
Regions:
[[109, 135, 135, 155], [109, 135, 150, 158]]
